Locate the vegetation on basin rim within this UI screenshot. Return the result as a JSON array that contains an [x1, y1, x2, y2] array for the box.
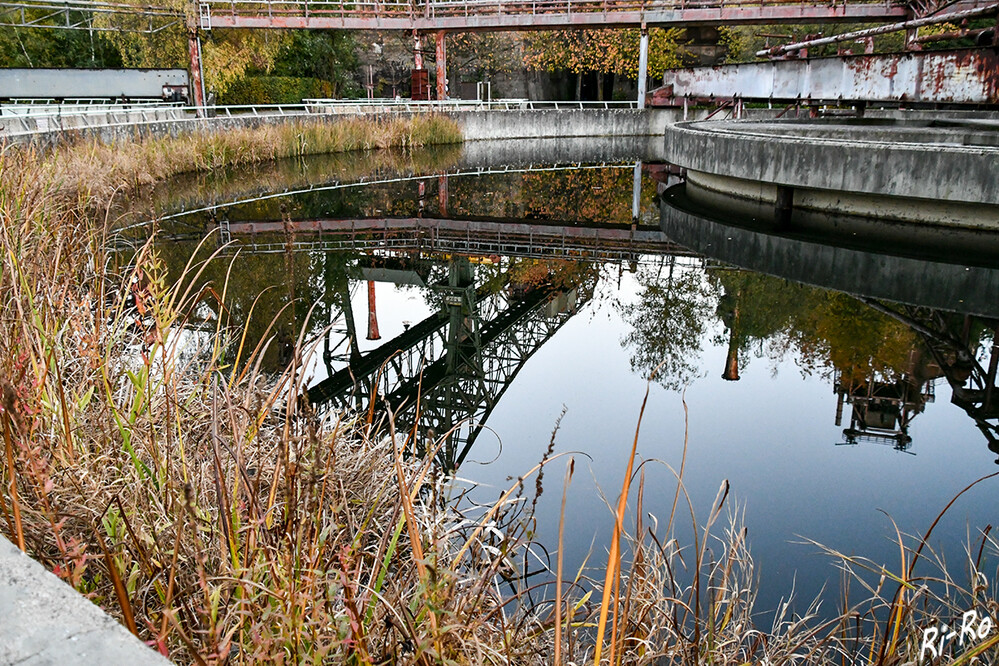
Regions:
[[14, 114, 462, 205], [2, 123, 999, 664]]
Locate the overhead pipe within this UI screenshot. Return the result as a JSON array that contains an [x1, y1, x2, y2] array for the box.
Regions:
[[756, 2, 999, 57]]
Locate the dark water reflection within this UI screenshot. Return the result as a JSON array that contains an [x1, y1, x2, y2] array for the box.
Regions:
[[127, 138, 999, 619]]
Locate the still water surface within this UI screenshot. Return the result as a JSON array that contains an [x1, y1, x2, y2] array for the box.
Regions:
[[128, 137, 999, 618]]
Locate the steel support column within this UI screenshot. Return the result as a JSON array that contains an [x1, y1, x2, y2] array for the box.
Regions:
[[414, 29, 423, 70], [631, 161, 642, 221], [366, 281, 381, 341], [637, 27, 649, 108], [435, 30, 447, 101], [438, 174, 449, 216], [187, 26, 206, 115]]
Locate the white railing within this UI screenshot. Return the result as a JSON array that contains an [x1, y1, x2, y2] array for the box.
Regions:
[[302, 97, 640, 111], [0, 98, 642, 138]]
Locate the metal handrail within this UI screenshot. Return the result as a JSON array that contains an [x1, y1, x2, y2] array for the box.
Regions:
[[199, 0, 907, 18]]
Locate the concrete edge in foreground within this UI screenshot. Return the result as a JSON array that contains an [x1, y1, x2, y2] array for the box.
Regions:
[[0, 534, 172, 665]]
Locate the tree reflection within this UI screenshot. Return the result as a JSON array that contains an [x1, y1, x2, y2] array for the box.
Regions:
[[710, 271, 807, 380], [621, 265, 924, 394], [619, 258, 716, 390]]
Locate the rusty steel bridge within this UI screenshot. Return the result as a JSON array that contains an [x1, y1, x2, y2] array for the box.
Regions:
[[196, 0, 915, 32]]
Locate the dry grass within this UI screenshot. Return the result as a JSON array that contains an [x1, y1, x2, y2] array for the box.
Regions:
[[2, 121, 999, 665], [15, 115, 462, 206]]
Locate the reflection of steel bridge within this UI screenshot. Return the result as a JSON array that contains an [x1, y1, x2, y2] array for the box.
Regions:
[[862, 299, 999, 461], [218, 216, 697, 263], [308, 260, 581, 471]]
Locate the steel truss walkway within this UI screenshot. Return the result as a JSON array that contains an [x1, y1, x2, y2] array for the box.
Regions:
[[0, 0, 181, 32], [198, 0, 910, 31]]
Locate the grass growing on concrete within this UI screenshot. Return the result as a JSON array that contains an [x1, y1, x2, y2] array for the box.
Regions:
[[2, 120, 999, 664]]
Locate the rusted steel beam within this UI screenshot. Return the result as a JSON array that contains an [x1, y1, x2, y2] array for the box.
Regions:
[[186, 26, 206, 115], [915, 26, 991, 43], [222, 216, 688, 254], [202, 3, 911, 31], [366, 281, 381, 341], [652, 48, 999, 106]]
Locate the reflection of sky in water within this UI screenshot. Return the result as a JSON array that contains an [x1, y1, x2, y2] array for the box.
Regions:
[[146, 146, 998, 621]]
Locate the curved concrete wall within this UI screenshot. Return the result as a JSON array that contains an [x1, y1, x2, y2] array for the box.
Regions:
[[663, 119, 999, 206], [685, 169, 999, 228]]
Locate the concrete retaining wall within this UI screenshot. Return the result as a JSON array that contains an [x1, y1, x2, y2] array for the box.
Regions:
[[0, 534, 170, 665], [449, 108, 672, 140], [8, 107, 682, 149]]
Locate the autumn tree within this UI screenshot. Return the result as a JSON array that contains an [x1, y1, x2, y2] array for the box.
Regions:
[[523, 28, 685, 100], [0, 24, 122, 68]]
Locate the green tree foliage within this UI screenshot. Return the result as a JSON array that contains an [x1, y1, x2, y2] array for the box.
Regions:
[[0, 25, 123, 68], [449, 32, 523, 80], [217, 75, 333, 105], [102, 24, 289, 97], [719, 23, 907, 63], [270, 31, 360, 98]]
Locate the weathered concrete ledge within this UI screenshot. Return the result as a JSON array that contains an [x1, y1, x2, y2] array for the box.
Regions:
[[447, 108, 671, 140], [0, 534, 171, 665], [663, 118, 999, 226]]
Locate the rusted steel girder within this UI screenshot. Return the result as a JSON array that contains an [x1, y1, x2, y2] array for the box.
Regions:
[[199, 2, 911, 32], [651, 48, 999, 106], [366, 281, 381, 341], [186, 25, 206, 115]]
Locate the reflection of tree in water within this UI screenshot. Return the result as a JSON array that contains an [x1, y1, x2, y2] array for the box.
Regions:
[[156, 237, 362, 374], [709, 271, 918, 384], [618, 259, 716, 390], [442, 168, 660, 225], [621, 265, 923, 391], [711, 271, 804, 380], [129, 144, 464, 225]]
